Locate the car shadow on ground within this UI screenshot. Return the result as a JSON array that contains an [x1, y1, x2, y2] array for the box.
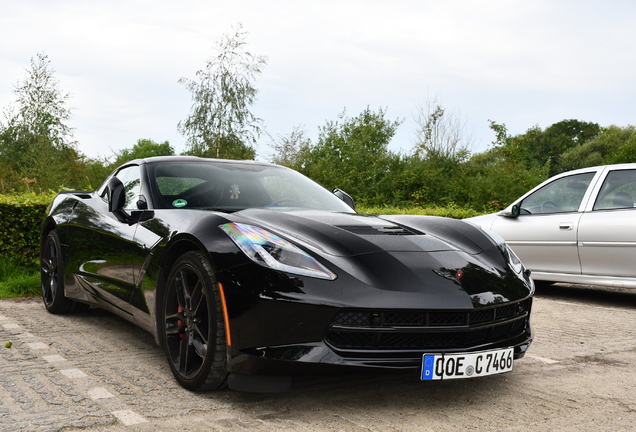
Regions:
[[534, 282, 636, 308]]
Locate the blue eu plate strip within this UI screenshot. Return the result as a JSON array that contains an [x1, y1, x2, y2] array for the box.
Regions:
[[422, 354, 436, 380]]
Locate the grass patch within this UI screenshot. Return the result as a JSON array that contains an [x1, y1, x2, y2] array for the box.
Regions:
[[0, 255, 40, 299]]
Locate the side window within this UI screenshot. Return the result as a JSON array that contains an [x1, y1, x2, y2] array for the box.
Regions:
[[520, 172, 595, 215], [115, 166, 142, 210], [593, 169, 636, 211]]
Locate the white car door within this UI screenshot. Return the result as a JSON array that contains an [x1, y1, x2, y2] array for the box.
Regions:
[[578, 167, 636, 281], [490, 171, 598, 275]]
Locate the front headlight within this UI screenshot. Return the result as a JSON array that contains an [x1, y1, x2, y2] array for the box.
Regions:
[[219, 223, 337, 280]]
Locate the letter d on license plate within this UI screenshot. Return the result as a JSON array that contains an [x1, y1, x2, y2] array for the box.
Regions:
[[421, 347, 514, 380]]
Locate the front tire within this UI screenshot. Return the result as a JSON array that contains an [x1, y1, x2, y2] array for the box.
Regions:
[[162, 251, 228, 390], [40, 230, 88, 314]]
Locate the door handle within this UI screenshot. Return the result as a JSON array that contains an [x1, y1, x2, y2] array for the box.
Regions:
[[559, 223, 573, 230]]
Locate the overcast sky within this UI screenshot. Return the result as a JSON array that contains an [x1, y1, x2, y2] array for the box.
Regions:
[[1, 1, 635, 161]]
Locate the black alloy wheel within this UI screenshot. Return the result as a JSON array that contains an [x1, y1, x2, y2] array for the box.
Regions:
[[162, 251, 228, 390], [40, 230, 87, 314]]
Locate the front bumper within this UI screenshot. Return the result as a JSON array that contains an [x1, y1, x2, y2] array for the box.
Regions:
[[217, 254, 534, 377], [223, 291, 533, 375]]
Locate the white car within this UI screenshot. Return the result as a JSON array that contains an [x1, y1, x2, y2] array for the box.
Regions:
[[467, 163, 636, 289]]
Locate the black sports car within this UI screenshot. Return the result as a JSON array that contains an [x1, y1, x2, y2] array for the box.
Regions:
[[40, 156, 534, 391]]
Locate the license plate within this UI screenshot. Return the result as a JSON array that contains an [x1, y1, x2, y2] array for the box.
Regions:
[[421, 347, 514, 380]]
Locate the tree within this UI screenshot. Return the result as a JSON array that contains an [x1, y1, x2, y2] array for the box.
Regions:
[[457, 121, 548, 210], [112, 138, 175, 167], [4, 53, 74, 148], [600, 125, 636, 165], [520, 119, 600, 174], [298, 107, 402, 203], [555, 125, 635, 171], [413, 97, 472, 163], [0, 53, 83, 192], [390, 99, 474, 207], [178, 24, 267, 160], [269, 126, 311, 170]]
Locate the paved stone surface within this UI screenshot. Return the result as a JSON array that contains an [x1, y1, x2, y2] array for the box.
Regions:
[[1, 284, 635, 431]]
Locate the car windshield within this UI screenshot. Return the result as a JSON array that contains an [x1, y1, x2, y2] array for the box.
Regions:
[[148, 161, 355, 213]]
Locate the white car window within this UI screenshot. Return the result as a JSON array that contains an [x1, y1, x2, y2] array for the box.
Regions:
[[520, 172, 595, 215], [593, 169, 636, 210]]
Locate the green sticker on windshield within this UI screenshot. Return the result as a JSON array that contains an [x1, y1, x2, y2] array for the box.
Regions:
[[172, 199, 188, 208]]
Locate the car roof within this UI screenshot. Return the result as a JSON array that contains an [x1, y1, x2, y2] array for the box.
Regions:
[[559, 162, 636, 176]]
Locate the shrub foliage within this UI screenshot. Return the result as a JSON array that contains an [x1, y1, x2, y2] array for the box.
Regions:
[[0, 193, 54, 265]]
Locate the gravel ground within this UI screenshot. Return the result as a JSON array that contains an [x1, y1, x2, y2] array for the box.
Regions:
[[1, 284, 635, 432]]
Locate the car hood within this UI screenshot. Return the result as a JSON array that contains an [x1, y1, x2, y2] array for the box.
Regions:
[[226, 209, 525, 308], [232, 209, 493, 258]]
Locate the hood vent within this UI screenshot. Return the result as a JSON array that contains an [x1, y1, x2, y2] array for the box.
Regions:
[[337, 225, 416, 236]]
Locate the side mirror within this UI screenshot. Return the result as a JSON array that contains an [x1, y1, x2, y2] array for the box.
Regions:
[[331, 188, 356, 210], [106, 176, 153, 224], [107, 176, 126, 213], [332, 188, 356, 210], [500, 203, 521, 218], [512, 204, 521, 217]]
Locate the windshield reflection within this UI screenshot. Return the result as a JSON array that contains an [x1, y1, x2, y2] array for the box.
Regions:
[[147, 161, 355, 213]]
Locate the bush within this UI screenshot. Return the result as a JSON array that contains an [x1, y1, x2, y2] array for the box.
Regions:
[[0, 192, 55, 266], [357, 204, 485, 219]]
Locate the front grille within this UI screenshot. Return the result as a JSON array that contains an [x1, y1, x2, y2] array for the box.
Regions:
[[325, 299, 531, 352], [429, 312, 465, 326], [384, 312, 423, 326]]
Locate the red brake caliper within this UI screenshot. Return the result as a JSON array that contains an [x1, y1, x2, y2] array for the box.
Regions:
[[178, 306, 184, 338], [177, 285, 193, 339]]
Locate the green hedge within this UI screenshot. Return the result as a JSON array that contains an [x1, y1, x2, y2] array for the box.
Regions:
[[0, 193, 56, 266], [357, 204, 485, 219]]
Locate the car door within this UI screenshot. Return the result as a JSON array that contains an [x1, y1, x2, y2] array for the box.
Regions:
[[578, 167, 636, 281], [70, 165, 143, 313], [490, 171, 597, 274]]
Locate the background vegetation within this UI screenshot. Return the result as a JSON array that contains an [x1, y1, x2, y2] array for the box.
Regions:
[[2, 30, 636, 298]]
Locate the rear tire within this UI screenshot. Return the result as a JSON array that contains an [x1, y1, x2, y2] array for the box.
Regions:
[[161, 251, 228, 390], [40, 230, 89, 314]]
